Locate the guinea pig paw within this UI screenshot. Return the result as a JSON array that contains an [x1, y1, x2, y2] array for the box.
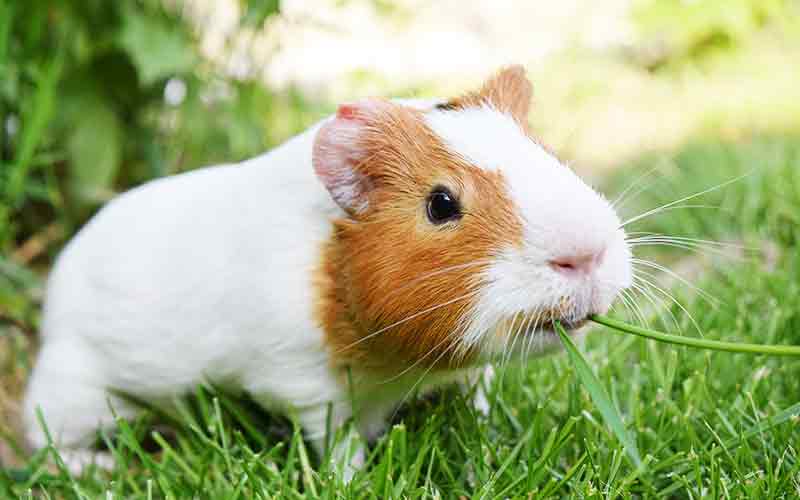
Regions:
[[473, 389, 492, 417], [59, 449, 116, 476], [464, 365, 494, 418], [330, 434, 366, 483]]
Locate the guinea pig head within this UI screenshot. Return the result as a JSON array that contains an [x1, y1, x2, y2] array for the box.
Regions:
[[313, 66, 632, 370]]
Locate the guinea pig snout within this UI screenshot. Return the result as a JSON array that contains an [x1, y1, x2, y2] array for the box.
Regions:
[[548, 248, 606, 276]]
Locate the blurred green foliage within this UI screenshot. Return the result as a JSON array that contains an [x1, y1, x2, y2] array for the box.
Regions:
[[633, 0, 800, 70], [0, 0, 325, 259]]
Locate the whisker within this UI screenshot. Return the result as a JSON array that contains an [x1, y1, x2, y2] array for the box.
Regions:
[[389, 326, 466, 421], [383, 259, 493, 299], [633, 273, 703, 336], [627, 237, 752, 255], [610, 288, 629, 318], [378, 323, 466, 385], [453, 298, 494, 362], [630, 278, 679, 332], [626, 234, 751, 250], [619, 287, 649, 328], [518, 311, 537, 364], [621, 203, 724, 227], [632, 276, 684, 333], [612, 164, 664, 210], [334, 290, 480, 355], [507, 310, 531, 368], [628, 240, 744, 259], [526, 309, 545, 360], [631, 203, 726, 217], [518, 314, 533, 364], [632, 258, 721, 306], [614, 288, 635, 324], [620, 173, 751, 228], [499, 311, 522, 371]]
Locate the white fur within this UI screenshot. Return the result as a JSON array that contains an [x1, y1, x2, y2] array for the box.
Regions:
[[425, 105, 632, 356], [23, 123, 351, 455], [24, 99, 630, 477]]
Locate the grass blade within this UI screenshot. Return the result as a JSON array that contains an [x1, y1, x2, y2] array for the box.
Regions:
[[591, 315, 800, 356], [555, 323, 642, 467]]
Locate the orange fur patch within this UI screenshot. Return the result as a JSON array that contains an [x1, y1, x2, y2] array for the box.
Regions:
[[314, 102, 523, 374]]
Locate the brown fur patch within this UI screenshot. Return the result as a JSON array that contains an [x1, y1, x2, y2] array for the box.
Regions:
[[314, 102, 523, 374], [437, 65, 533, 132], [0, 327, 32, 468]]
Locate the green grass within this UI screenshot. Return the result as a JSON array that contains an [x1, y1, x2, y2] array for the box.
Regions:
[[2, 136, 800, 498]]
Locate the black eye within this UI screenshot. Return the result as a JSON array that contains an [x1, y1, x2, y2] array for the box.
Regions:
[[426, 187, 461, 224]]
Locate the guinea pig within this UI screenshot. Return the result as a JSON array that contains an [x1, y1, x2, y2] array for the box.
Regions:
[[23, 66, 632, 475]]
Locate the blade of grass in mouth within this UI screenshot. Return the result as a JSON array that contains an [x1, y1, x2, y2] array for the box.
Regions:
[[555, 322, 643, 467], [590, 314, 800, 356]]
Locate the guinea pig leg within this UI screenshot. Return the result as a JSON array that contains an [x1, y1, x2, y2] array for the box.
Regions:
[[246, 392, 366, 482], [58, 449, 117, 476], [294, 403, 365, 482], [327, 425, 366, 482], [461, 364, 495, 416], [23, 339, 137, 475]]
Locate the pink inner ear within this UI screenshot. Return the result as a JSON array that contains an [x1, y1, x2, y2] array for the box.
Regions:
[[313, 99, 394, 215], [335, 99, 390, 121], [336, 103, 359, 120], [312, 104, 374, 215]]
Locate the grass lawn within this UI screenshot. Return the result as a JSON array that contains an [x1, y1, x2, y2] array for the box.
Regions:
[[1, 136, 800, 498]]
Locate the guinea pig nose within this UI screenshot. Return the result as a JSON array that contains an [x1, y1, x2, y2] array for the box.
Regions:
[[549, 249, 605, 275]]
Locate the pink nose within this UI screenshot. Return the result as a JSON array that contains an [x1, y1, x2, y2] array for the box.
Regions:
[[549, 250, 604, 275]]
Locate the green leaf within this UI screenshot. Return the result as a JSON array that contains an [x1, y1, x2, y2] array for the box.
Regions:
[[67, 96, 122, 203], [555, 322, 643, 468], [118, 7, 195, 85]]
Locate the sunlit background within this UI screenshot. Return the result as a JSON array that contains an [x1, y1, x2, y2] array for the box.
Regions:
[[2, 0, 800, 472]]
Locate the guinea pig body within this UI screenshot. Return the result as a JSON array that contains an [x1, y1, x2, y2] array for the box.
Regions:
[[23, 67, 632, 474]]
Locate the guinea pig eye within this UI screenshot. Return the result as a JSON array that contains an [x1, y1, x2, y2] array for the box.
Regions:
[[426, 187, 462, 224]]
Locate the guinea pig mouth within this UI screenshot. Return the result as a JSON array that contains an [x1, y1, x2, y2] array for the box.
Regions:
[[513, 312, 589, 336], [496, 308, 590, 341], [535, 318, 588, 334]]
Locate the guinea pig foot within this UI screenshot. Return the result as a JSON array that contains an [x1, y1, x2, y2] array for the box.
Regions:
[[462, 365, 494, 417], [473, 388, 491, 417], [327, 428, 366, 483], [339, 445, 365, 483], [58, 449, 116, 476]]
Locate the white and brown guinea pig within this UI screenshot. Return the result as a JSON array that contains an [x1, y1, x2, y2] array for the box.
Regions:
[[23, 66, 632, 474]]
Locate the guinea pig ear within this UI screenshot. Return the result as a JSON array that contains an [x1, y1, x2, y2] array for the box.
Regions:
[[442, 65, 533, 130], [312, 99, 389, 216]]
